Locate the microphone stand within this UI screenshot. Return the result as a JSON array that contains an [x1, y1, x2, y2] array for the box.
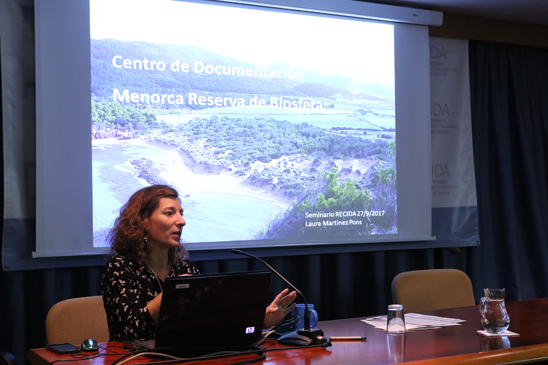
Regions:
[[231, 249, 326, 346]]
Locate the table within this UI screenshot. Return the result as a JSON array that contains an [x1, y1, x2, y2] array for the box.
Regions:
[[28, 298, 548, 365]]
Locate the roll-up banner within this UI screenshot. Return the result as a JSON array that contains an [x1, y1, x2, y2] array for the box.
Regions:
[[430, 36, 479, 247]]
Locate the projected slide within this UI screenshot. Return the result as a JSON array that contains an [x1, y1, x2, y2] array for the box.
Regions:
[[90, 0, 396, 247]]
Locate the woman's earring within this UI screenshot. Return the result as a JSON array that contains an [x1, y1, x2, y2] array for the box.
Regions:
[[143, 227, 148, 244]]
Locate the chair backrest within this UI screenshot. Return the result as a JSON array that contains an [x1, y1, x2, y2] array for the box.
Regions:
[[0, 351, 18, 365], [45, 296, 109, 345], [391, 269, 475, 313]]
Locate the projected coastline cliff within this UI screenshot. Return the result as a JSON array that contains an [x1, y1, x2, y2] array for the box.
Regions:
[[90, 0, 396, 248]]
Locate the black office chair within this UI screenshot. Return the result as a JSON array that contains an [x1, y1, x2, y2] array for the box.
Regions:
[[0, 351, 18, 365]]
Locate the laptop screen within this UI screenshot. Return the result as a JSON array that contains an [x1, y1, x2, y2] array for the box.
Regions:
[[155, 270, 273, 352]]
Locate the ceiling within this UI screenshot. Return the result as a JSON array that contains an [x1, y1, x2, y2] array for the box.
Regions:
[[362, 0, 548, 26]]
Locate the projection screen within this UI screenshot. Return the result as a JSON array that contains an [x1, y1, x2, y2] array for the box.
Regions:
[[34, 0, 439, 258]]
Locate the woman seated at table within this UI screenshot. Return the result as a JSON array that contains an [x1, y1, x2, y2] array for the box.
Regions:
[[101, 184, 296, 341]]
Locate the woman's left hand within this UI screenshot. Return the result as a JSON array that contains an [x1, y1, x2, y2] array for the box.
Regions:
[[263, 288, 297, 329]]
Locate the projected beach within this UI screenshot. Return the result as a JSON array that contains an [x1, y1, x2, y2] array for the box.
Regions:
[[90, 0, 397, 247]]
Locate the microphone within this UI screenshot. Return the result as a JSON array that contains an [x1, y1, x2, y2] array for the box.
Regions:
[[231, 249, 327, 346]]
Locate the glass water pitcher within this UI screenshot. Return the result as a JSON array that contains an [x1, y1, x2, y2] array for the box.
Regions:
[[480, 288, 510, 334]]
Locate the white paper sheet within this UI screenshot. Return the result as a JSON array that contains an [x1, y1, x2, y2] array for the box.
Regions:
[[362, 313, 466, 331]]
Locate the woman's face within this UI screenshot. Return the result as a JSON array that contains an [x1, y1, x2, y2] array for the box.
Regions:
[[143, 197, 185, 251]]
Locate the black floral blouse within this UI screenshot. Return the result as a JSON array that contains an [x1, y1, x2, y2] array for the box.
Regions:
[[101, 255, 199, 341]]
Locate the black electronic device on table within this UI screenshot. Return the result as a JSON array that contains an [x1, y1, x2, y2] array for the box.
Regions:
[[45, 343, 81, 355], [129, 270, 272, 355], [81, 338, 99, 352]]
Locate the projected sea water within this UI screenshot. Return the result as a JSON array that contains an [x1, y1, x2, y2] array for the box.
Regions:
[[92, 143, 288, 247]]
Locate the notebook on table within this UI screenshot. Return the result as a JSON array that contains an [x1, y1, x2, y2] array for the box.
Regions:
[[125, 270, 273, 355]]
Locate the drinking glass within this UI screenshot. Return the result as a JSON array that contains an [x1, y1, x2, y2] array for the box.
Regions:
[[386, 304, 406, 334]]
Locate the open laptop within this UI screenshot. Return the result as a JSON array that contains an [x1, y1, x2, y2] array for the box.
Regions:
[[127, 270, 273, 355]]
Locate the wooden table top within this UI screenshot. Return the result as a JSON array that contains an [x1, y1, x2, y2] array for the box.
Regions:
[[28, 298, 548, 365]]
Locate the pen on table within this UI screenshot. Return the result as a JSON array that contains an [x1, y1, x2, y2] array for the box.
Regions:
[[330, 336, 367, 341]]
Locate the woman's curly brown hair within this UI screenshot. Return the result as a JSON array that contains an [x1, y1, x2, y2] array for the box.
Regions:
[[107, 184, 188, 267]]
